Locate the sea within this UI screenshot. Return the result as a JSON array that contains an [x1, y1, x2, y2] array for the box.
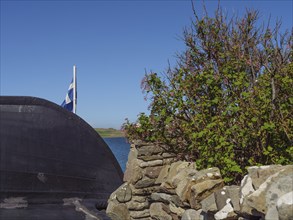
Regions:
[[103, 137, 131, 172]]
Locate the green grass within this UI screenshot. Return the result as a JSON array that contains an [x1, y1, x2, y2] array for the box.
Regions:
[[95, 128, 124, 138]]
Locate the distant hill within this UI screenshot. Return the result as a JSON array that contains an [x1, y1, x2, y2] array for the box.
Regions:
[[95, 128, 124, 138]]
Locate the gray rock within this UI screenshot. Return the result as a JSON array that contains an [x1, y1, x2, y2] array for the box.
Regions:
[[114, 183, 132, 203], [131, 185, 160, 196], [134, 177, 156, 189], [181, 209, 205, 220], [126, 199, 149, 211], [226, 185, 240, 212], [145, 166, 163, 179], [155, 165, 171, 184], [214, 202, 236, 220], [140, 159, 163, 168], [164, 161, 191, 186], [151, 192, 184, 207], [190, 179, 224, 210], [242, 165, 293, 217], [106, 203, 130, 220], [149, 202, 172, 220], [277, 191, 293, 220], [201, 193, 217, 212], [169, 202, 185, 217], [151, 193, 173, 204], [129, 209, 150, 219], [247, 165, 283, 190], [137, 144, 164, 157], [214, 187, 230, 211], [123, 147, 144, 184]]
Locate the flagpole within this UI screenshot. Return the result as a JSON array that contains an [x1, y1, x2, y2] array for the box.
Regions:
[[73, 65, 77, 114]]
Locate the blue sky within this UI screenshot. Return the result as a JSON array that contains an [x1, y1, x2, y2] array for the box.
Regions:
[[1, 0, 292, 129]]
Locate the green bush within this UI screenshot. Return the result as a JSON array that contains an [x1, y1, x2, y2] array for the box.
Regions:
[[122, 7, 293, 184]]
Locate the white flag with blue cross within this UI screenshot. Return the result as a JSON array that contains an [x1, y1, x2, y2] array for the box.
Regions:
[[61, 65, 77, 113]]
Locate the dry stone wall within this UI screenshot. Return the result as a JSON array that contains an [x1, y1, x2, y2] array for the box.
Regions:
[[106, 141, 293, 220]]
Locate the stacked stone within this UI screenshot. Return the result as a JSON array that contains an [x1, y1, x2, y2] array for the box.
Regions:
[[107, 140, 177, 220], [107, 140, 293, 220]]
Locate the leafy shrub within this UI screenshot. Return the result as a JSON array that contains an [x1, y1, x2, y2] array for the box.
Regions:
[[122, 7, 293, 184]]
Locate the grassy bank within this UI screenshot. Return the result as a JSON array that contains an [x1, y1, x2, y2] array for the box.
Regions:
[[95, 128, 124, 138]]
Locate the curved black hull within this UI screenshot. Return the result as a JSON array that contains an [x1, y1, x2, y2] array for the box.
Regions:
[[0, 96, 123, 212]]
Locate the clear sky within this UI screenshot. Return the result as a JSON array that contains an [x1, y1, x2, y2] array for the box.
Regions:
[[1, 0, 292, 129]]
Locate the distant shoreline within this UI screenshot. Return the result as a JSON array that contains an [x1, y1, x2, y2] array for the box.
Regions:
[[95, 128, 124, 138]]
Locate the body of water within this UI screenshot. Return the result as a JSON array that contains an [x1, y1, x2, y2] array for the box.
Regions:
[[103, 137, 131, 172]]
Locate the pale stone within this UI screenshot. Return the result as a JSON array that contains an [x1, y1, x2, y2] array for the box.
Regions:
[[277, 191, 293, 220], [214, 202, 236, 220], [140, 160, 163, 168], [239, 175, 255, 205]]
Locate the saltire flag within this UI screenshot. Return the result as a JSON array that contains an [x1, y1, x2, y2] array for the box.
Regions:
[[61, 65, 77, 113]]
